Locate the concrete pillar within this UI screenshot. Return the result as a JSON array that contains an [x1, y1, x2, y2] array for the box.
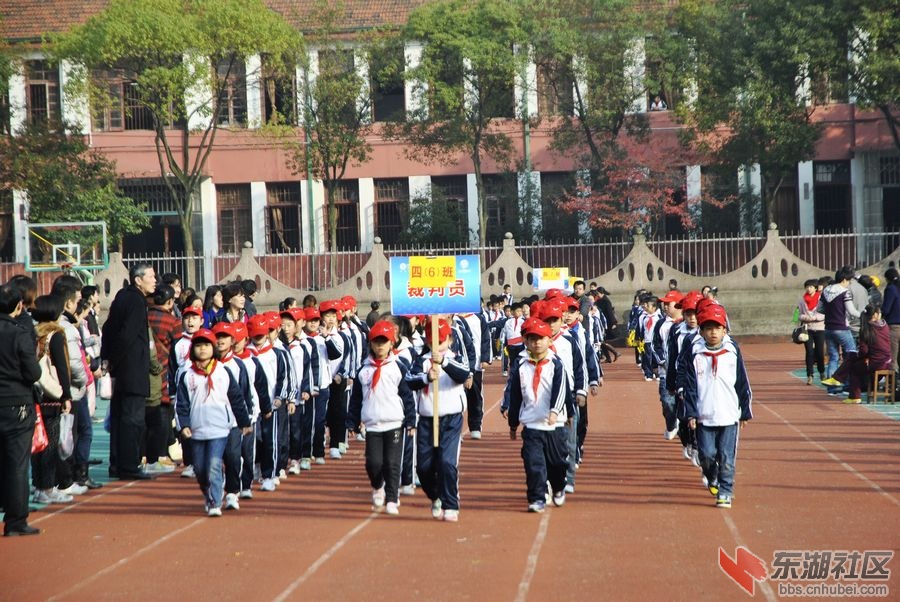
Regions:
[[625, 37, 646, 115], [686, 165, 702, 226], [466, 173, 480, 246], [245, 54, 263, 128], [576, 169, 592, 240], [738, 163, 762, 234], [797, 160, 815, 234], [60, 60, 90, 134], [185, 52, 212, 131], [573, 56, 588, 114], [797, 61, 811, 106], [354, 48, 371, 124], [13, 190, 28, 263], [515, 45, 538, 119], [850, 156, 868, 262], [300, 48, 319, 116], [8, 64, 26, 134], [250, 182, 267, 254], [358, 178, 375, 251], [518, 171, 541, 240], [408, 175, 432, 233], [404, 41, 426, 117], [199, 178, 217, 284], [300, 179, 325, 253]]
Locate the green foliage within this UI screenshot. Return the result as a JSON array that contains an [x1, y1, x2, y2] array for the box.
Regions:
[[402, 193, 470, 245], [0, 121, 149, 249]]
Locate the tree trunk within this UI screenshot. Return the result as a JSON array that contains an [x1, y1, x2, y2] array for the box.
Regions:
[[179, 193, 198, 289], [473, 155, 486, 249], [325, 183, 338, 286]]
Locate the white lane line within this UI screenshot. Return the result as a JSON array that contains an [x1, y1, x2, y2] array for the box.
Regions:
[[760, 404, 900, 508], [47, 517, 206, 601], [31, 481, 138, 525], [272, 514, 376, 602], [463, 398, 502, 436], [722, 514, 778, 602], [514, 512, 551, 602]]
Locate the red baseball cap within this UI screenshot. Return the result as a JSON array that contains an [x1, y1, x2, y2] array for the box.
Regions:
[[304, 307, 321, 321], [544, 288, 565, 300], [231, 322, 248, 342], [191, 328, 216, 346], [660, 290, 685, 304], [211, 322, 234, 337], [697, 304, 728, 328], [522, 318, 552, 338], [541, 303, 564, 321], [530, 300, 545, 319], [369, 320, 397, 342], [247, 315, 270, 338], [341, 295, 357, 308], [677, 291, 703, 311], [564, 297, 580, 311], [182, 306, 202, 318], [435, 318, 452, 342], [695, 298, 718, 316], [319, 300, 340, 314]]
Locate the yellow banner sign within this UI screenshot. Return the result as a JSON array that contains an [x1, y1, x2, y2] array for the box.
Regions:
[[409, 256, 457, 287]]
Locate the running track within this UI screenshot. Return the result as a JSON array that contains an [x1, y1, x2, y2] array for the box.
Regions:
[[3, 342, 899, 601]]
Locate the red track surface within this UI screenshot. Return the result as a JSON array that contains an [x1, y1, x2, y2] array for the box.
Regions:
[[3, 342, 899, 601]]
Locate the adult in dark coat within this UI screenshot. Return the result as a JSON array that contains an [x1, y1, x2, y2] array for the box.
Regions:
[[102, 263, 157, 479], [0, 284, 43, 536]]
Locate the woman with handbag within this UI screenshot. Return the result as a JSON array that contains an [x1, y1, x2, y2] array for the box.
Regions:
[[31, 295, 77, 505], [798, 279, 826, 385]]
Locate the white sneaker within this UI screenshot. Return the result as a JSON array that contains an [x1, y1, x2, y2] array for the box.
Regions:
[[239, 489, 253, 499], [224, 493, 240, 510], [664, 428, 678, 441], [443, 509, 459, 522], [300, 458, 312, 471], [702, 475, 709, 488], [564, 484, 575, 494], [314, 457, 326, 465], [260, 478, 277, 492], [355, 432, 366, 442], [691, 449, 701, 468], [682, 445, 693, 461], [372, 487, 386, 509], [431, 499, 443, 519], [181, 465, 196, 479], [400, 484, 416, 496], [207, 507, 222, 517], [470, 430, 482, 440], [47, 488, 74, 504], [272, 476, 281, 486], [645, 376, 653, 381], [385, 501, 400, 515], [552, 491, 566, 507], [329, 448, 342, 459], [59, 483, 88, 496], [339, 442, 348, 454], [144, 461, 175, 474], [278, 469, 288, 480], [288, 460, 301, 475]]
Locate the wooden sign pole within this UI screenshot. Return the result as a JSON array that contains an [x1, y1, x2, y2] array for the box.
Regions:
[[431, 315, 440, 447]]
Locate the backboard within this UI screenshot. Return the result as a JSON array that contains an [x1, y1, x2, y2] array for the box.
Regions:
[[25, 221, 109, 272]]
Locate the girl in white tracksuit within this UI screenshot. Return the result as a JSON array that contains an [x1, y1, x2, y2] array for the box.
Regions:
[[346, 321, 416, 515], [175, 330, 251, 516]]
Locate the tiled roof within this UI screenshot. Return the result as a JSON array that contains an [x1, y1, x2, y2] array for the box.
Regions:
[[1, 0, 431, 42]]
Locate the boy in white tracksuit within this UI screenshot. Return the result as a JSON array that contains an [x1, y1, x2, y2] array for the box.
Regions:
[[406, 319, 470, 522], [175, 329, 251, 516], [346, 321, 416, 516]]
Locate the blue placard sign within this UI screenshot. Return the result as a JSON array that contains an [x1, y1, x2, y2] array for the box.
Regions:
[[389, 255, 482, 315]]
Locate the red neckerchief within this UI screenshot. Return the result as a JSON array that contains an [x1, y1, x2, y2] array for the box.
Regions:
[[803, 291, 820, 311], [529, 356, 549, 397], [191, 359, 217, 391], [702, 348, 728, 377], [219, 351, 234, 364], [371, 357, 387, 390], [235, 348, 255, 360]]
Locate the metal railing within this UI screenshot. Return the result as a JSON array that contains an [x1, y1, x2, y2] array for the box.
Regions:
[[779, 231, 900, 272], [516, 238, 633, 279], [647, 234, 767, 277]]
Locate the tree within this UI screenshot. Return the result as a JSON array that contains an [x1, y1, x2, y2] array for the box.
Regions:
[[669, 0, 831, 232], [847, 0, 900, 150], [282, 1, 378, 256], [52, 0, 301, 285], [392, 0, 529, 247], [0, 121, 150, 251], [0, 25, 13, 136]]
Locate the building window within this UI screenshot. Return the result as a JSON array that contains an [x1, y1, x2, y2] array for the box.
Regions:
[[370, 41, 405, 123], [0, 89, 10, 135], [483, 174, 517, 243], [431, 176, 469, 242], [25, 60, 61, 125], [536, 57, 574, 117], [92, 69, 160, 131], [481, 47, 515, 119], [374, 178, 409, 245], [118, 178, 187, 254], [332, 180, 360, 249], [119, 177, 186, 214], [218, 184, 252, 253], [429, 46, 464, 120], [262, 55, 298, 126], [880, 156, 900, 186], [540, 172, 579, 240], [266, 183, 302, 252], [216, 56, 247, 127], [0, 190, 13, 261], [814, 161, 851, 231]]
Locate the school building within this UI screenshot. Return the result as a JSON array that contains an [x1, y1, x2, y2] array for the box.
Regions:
[[1, 0, 898, 267]]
